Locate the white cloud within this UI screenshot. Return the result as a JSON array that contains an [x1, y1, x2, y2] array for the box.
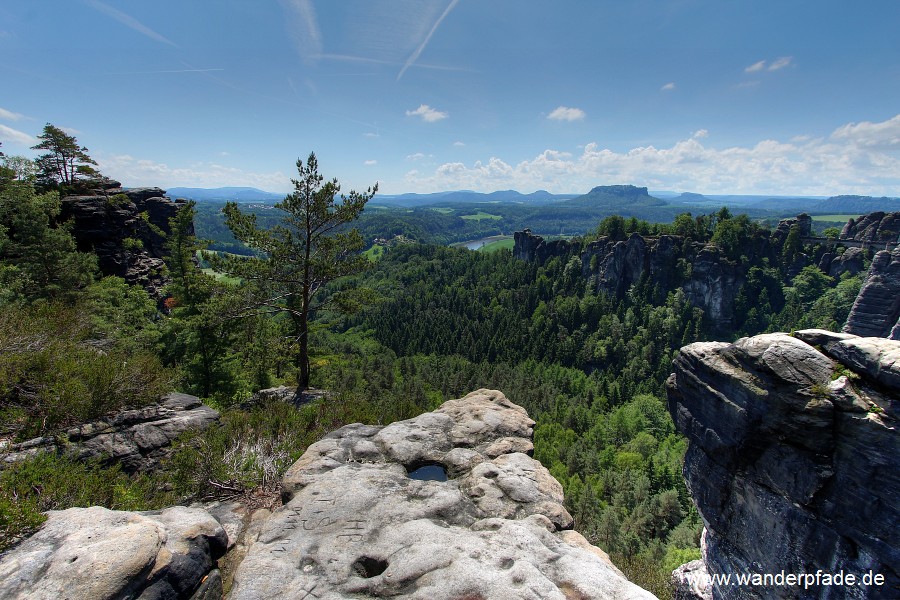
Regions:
[[831, 114, 900, 148], [397, 0, 460, 80], [364, 132, 379, 138], [0, 124, 34, 145], [61, 127, 82, 135], [85, 0, 176, 47], [0, 107, 25, 121], [404, 113, 900, 196], [661, 82, 676, 91], [406, 104, 448, 122], [279, 0, 323, 62], [745, 57, 793, 74], [768, 56, 793, 71], [692, 129, 709, 139], [548, 106, 586, 122], [453, 141, 465, 147], [97, 154, 292, 192], [745, 60, 767, 73], [364, 159, 378, 166], [406, 152, 429, 161]]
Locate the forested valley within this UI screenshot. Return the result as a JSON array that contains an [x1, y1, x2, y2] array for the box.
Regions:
[[0, 138, 867, 596]]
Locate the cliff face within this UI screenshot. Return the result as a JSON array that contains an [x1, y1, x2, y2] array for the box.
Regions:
[[843, 247, 900, 339], [514, 229, 754, 329], [59, 182, 189, 300], [667, 330, 899, 599]]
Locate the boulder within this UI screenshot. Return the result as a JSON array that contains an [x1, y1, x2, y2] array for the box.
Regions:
[[232, 389, 654, 599], [667, 333, 899, 599], [0, 505, 227, 600]]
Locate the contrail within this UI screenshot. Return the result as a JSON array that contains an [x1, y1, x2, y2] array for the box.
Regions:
[[84, 0, 177, 47], [397, 0, 460, 81]]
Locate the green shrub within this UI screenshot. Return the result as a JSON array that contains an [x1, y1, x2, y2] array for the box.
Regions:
[[0, 301, 171, 440], [0, 452, 173, 551]]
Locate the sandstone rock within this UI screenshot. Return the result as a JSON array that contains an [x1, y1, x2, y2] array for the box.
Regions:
[[682, 246, 744, 329], [827, 246, 865, 278], [792, 328, 858, 347], [840, 211, 900, 244], [672, 560, 712, 600], [59, 187, 188, 300], [668, 333, 899, 599], [0, 392, 219, 473], [824, 337, 900, 392], [235, 389, 653, 599], [512, 229, 572, 263], [843, 247, 900, 338], [0, 506, 227, 600]]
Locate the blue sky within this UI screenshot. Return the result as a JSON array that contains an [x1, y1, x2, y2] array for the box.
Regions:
[[2, 0, 899, 196]]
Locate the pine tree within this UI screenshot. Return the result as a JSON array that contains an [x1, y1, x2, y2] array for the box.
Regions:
[[212, 152, 377, 389]]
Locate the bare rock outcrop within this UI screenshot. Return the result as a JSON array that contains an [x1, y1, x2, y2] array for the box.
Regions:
[[840, 211, 900, 245], [667, 332, 898, 599], [0, 505, 228, 600], [843, 247, 900, 339], [60, 183, 189, 300], [0, 392, 219, 473], [231, 389, 654, 599]]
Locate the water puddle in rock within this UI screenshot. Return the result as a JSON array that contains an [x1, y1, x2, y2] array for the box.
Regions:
[[407, 464, 448, 481]]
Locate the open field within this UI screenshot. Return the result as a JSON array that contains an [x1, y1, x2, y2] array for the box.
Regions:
[[460, 211, 502, 221], [478, 238, 515, 252], [810, 214, 862, 222]]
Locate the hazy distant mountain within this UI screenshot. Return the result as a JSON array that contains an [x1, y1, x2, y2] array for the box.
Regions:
[[167, 187, 285, 202], [812, 195, 900, 214], [372, 189, 576, 207], [566, 185, 667, 209]]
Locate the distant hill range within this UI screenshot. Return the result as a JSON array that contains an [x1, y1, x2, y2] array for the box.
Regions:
[[164, 185, 899, 216], [372, 189, 577, 207], [166, 187, 285, 202]]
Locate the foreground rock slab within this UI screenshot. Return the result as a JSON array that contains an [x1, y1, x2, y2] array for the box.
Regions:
[[231, 389, 654, 599], [667, 333, 899, 599], [0, 505, 227, 600]]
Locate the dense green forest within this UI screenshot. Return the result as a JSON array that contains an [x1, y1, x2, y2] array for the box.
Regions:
[[0, 139, 866, 596]]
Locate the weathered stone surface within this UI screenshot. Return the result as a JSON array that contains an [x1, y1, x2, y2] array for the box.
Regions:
[[236, 389, 653, 599], [792, 328, 858, 347], [840, 211, 900, 244], [824, 246, 865, 278], [681, 246, 744, 327], [0, 392, 219, 473], [844, 247, 900, 338], [824, 337, 900, 392], [668, 333, 899, 599], [0, 505, 227, 600], [513, 228, 573, 263], [672, 560, 712, 600], [59, 186, 188, 300]]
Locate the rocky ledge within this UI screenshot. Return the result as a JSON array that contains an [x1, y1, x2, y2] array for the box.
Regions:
[[0, 392, 219, 473], [0, 390, 652, 599], [667, 330, 898, 599], [232, 389, 653, 599]]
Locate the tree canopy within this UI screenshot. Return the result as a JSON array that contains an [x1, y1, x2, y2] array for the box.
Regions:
[[31, 124, 99, 192], [211, 152, 377, 389]]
